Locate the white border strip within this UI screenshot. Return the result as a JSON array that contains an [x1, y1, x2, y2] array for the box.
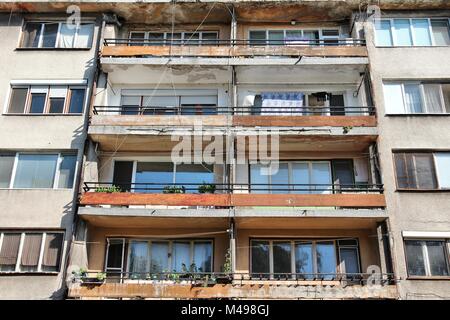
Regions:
[[10, 79, 88, 86], [403, 231, 450, 239]]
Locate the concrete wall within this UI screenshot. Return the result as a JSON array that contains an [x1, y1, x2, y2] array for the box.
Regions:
[[0, 13, 101, 299], [364, 10, 450, 299]]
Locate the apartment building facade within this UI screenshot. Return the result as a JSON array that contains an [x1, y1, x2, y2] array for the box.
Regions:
[[0, 1, 448, 300]]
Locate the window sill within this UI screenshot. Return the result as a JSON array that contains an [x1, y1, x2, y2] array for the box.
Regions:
[[407, 276, 450, 281], [15, 47, 92, 51], [375, 46, 450, 48], [386, 113, 450, 117], [0, 188, 74, 191], [0, 271, 60, 276], [396, 189, 450, 193], [2, 113, 84, 116]]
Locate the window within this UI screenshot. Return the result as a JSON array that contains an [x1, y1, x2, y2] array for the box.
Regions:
[[249, 29, 339, 45], [375, 18, 450, 47], [116, 161, 215, 193], [405, 239, 449, 277], [128, 31, 218, 46], [0, 152, 77, 189], [7, 85, 86, 114], [251, 239, 359, 279], [393, 152, 450, 190], [21, 22, 94, 49], [383, 82, 450, 114], [117, 239, 212, 278], [0, 231, 64, 273]]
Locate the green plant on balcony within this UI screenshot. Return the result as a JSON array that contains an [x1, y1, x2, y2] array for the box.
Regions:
[[163, 185, 186, 194], [198, 183, 216, 194], [342, 126, 353, 134], [216, 249, 233, 284], [94, 185, 122, 193], [72, 267, 88, 281]]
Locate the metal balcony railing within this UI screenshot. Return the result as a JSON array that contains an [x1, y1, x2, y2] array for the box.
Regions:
[[83, 182, 384, 194], [92, 105, 375, 116], [103, 38, 366, 47], [74, 271, 395, 286]]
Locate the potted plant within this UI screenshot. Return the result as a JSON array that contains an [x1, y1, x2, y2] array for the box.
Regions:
[[163, 185, 185, 194], [94, 185, 122, 193], [198, 183, 216, 194], [72, 267, 88, 282], [216, 249, 233, 284]]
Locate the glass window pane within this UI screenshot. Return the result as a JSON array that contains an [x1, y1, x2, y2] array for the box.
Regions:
[[175, 163, 214, 193], [171, 241, 191, 272], [251, 240, 270, 275], [202, 32, 218, 45], [48, 98, 65, 114], [412, 19, 432, 46], [435, 153, 450, 189], [316, 241, 336, 279], [58, 23, 76, 48], [268, 30, 284, 45], [393, 19, 413, 46], [41, 233, 63, 272], [423, 84, 444, 113], [339, 248, 360, 274], [375, 20, 393, 46], [426, 241, 449, 276], [150, 242, 169, 273], [20, 233, 42, 272], [394, 153, 417, 189], [414, 154, 437, 189], [405, 240, 426, 276], [442, 84, 450, 113], [291, 162, 310, 194], [128, 241, 149, 277], [250, 164, 270, 193], [184, 32, 200, 45], [130, 32, 146, 46], [75, 24, 94, 48], [311, 162, 332, 194], [68, 89, 85, 114], [135, 162, 174, 193], [147, 33, 164, 46], [13, 154, 58, 188], [29, 93, 47, 114], [404, 84, 423, 113], [249, 31, 266, 45], [383, 83, 405, 114], [8, 88, 28, 113], [22, 23, 41, 48], [106, 239, 124, 270], [193, 242, 212, 273], [270, 163, 289, 194], [273, 241, 291, 275], [431, 19, 450, 46], [0, 233, 21, 271], [41, 23, 58, 48], [58, 154, 77, 188], [295, 242, 313, 278], [0, 154, 15, 188]]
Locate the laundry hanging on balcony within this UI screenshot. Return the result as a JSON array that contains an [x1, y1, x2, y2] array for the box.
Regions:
[[260, 92, 304, 115]]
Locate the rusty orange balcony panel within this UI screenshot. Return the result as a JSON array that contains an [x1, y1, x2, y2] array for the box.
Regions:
[[101, 45, 368, 58], [232, 115, 376, 127], [90, 115, 228, 127], [80, 193, 385, 208]]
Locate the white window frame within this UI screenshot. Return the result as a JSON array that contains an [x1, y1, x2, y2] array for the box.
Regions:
[[21, 21, 94, 49], [248, 28, 341, 46], [374, 18, 450, 47], [5, 84, 87, 115], [0, 152, 78, 190], [0, 231, 64, 274], [128, 31, 219, 46], [404, 238, 450, 277]]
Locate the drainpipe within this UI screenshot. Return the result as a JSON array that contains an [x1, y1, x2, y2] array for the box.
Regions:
[[229, 218, 236, 274]]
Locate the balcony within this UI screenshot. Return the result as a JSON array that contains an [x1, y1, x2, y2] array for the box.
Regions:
[[80, 182, 385, 208], [68, 271, 397, 299], [101, 38, 368, 60], [91, 105, 377, 128]]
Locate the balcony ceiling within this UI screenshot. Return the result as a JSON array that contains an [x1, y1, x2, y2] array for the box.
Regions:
[[2, 1, 450, 24]]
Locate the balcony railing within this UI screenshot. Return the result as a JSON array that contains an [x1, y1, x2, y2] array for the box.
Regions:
[[83, 182, 384, 194], [93, 105, 375, 116], [74, 271, 395, 286], [103, 38, 367, 47]]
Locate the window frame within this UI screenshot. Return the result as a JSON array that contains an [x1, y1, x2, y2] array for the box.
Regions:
[[248, 28, 341, 46], [19, 21, 94, 49], [6, 85, 87, 115], [374, 18, 450, 47], [393, 151, 450, 191], [0, 152, 78, 190], [128, 31, 219, 46], [249, 238, 360, 278], [403, 238, 450, 279], [0, 230, 64, 274]]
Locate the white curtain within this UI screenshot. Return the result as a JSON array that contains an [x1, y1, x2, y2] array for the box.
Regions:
[[423, 84, 444, 113], [129, 241, 148, 275], [75, 24, 93, 48], [404, 84, 423, 113], [58, 23, 76, 48], [260, 92, 304, 115]]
